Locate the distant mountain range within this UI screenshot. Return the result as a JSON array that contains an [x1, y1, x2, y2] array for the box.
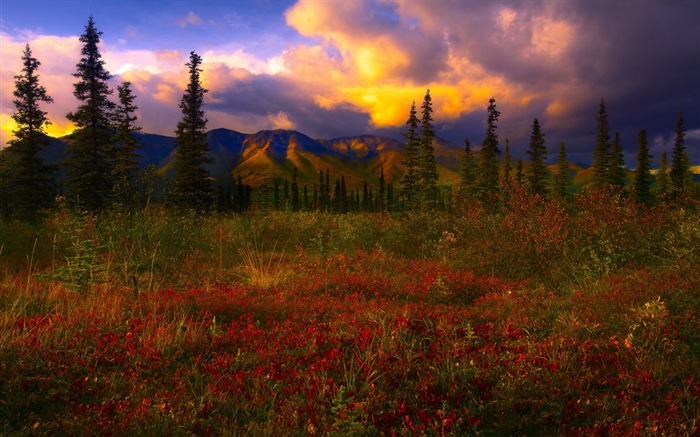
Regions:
[[7, 128, 601, 189]]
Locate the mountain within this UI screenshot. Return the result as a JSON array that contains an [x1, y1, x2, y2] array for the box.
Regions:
[[1, 127, 618, 191]]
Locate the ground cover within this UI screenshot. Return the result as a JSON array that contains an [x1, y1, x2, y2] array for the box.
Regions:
[[1, 193, 698, 435]]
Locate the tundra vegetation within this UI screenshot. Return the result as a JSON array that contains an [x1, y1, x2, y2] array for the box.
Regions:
[[1, 16, 699, 436]]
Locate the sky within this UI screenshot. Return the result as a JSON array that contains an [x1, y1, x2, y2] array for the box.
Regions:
[[1, 0, 699, 166]]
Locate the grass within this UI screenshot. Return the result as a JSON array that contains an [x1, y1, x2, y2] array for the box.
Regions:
[[0, 193, 699, 435]]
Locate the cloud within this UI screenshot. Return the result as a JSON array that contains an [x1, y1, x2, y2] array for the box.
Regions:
[[177, 11, 204, 28], [1, 0, 697, 166]]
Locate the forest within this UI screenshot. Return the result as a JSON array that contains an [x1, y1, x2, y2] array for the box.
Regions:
[[1, 16, 699, 436]]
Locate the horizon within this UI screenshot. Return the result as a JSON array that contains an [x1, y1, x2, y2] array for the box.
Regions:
[[1, 0, 699, 166]]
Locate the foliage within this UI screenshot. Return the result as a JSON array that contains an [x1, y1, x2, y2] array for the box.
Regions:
[[417, 89, 438, 208], [592, 99, 611, 188], [525, 117, 549, 197], [171, 51, 212, 212], [633, 129, 654, 205], [111, 81, 143, 209], [552, 141, 572, 200], [64, 16, 116, 211], [1, 199, 698, 435], [670, 112, 693, 197], [7, 44, 56, 223], [477, 97, 501, 205]]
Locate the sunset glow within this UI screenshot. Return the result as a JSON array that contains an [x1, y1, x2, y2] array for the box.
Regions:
[[0, 0, 697, 164]]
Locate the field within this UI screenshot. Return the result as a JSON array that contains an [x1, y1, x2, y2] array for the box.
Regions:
[[1, 191, 699, 435]]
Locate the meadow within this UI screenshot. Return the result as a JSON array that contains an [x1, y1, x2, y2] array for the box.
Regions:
[[1, 190, 699, 436]]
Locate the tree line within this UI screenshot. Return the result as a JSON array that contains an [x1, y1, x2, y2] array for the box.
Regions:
[[0, 17, 696, 223]]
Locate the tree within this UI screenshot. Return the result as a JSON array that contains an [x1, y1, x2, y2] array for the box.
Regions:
[[459, 137, 476, 197], [417, 89, 438, 207], [111, 81, 142, 209], [500, 138, 512, 188], [7, 44, 55, 222], [633, 129, 653, 205], [656, 151, 671, 200], [608, 131, 627, 189], [291, 167, 300, 211], [400, 101, 419, 210], [552, 141, 572, 200], [171, 51, 212, 211], [65, 16, 116, 211], [477, 97, 501, 202], [592, 99, 611, 187], [526, 117, 549, 197], [378, 165, 386, 212], [670, 112, 692, 197], [515, 159, 524, 186]]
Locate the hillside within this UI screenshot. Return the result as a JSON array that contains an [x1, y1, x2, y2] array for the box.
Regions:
[[5, 127, 684, 190]]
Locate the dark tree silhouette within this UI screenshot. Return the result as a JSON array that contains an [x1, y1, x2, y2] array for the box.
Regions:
[[633, 130, 654, 205], [111, 81, 142, 209], [670, 112, 692, 197], [552, 141, 572, 200], [608, 131, 627, 189], [459, 137, 476, 197], [592, 99, 611, 188], [477, 97, 501, 203], [65, 16, 116, 211], [526, 117, 549, 197], [417, 89, 438, 207], [400, 101, 419, 210], [171, 51, 212, 211], [7, 44, 55, 222]]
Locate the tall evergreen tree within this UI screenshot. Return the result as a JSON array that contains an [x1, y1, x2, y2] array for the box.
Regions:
[[670, 112, 692, 197], [171, 51, 211, 211], [291, 167, 300, 211], [633, 129, 653, 205], [400, 101, 420, 210], [65, 16, 116, 211], [378, 165, 386, 212], [417, 89, 438, 206], [608, 131, 627, 189], [525, 117, 549, 197], [459, 137, 476, 197], [656, 151, 671, 200], [111, 81, 142, 209], [500, 138, 512, 187], [592, 99, 611, 187], [515, 159, 524, 186], [7, 44, 55, 222], [552, 141, 572, 200], [477, 97, 501, 202]]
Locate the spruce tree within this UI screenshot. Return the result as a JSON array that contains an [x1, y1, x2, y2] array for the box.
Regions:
[[592, 99, 611, 187], [608, 131, 627, 189], [291, 167, 300, 211], [171, 51, 212, 211], [111, 81, 142, 209], [378, 166, 386, 212], [515, 159, 524, 186], [8, 44, 55, 222], [657, 151, 671, 201], [500, 138, 512, 188], [526, 117, 549, 197], [417, 89, 438, 206], [400, 101, 419, 210], [670, 112, 692, 197], [459, 137, 476, 197], [65, 16, 116, 211], [633, 129, 653, 205], [552, 141, 572, 200], [477, 97, 501, 202]]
